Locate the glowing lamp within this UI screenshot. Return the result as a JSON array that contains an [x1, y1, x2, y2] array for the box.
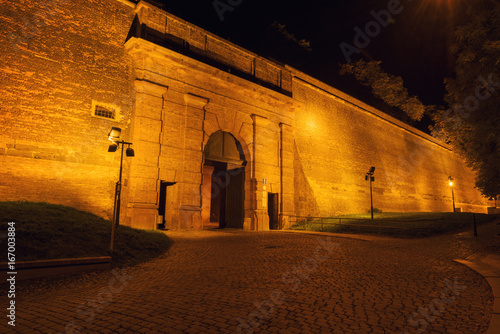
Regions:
[[448, 176, 455, 212], [108, 127, 121, 142]]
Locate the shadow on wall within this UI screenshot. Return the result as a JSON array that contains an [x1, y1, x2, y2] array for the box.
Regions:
[[293, 142, 320, 218], [0, 167, 114, 221]]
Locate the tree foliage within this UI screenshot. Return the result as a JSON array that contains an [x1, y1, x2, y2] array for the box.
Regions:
[[270, 22, 312, 52], [340, 60, 426, 121], [433, 0, 500, 199], [341, 0, 500, 200], [256, 22, 312, 70]]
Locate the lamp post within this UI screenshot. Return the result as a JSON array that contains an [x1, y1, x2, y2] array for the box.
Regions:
[[365, 166, 375, 219], [108, 127, 134, 254], [448, 176, 455, 212]]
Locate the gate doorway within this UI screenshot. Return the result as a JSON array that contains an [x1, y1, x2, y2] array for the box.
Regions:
[[268, 193, 279, 230], [202, 131, 246, 229], [158, 181, 176, 229]]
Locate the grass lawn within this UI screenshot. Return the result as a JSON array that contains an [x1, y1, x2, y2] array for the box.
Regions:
[[290, 212, 498, 238], [0, 201, 173, 267]]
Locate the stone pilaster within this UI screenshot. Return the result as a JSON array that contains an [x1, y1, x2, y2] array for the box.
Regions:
[[125, 79, 169, 229], [251, 114, 271, 231], [178, 93, 208, 230], [201, 165, 214, 228], [280, 122, 295, 229]]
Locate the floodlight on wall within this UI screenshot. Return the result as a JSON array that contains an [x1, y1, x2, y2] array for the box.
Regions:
[[108, 143, 118, 152], [107, 127, 134, 255], [108, 127, 122, 142], [126, 145, 135, 157]]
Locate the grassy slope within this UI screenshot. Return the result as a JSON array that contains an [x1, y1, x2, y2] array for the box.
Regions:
[[291, 212, 498, 238], [0, 201, 173, 266]]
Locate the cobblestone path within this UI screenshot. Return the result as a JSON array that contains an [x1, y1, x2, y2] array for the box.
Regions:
[[3, 224, 497, 334]]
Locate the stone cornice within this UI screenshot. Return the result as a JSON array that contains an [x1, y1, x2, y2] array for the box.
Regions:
[[124, 37, 300, 116], [134, 79, 168, 96], [184, 93, 209, 108], [114, 0, 136, 8]]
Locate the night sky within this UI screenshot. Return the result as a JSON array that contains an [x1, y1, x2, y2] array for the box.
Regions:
[[152, 0, 468, 131]]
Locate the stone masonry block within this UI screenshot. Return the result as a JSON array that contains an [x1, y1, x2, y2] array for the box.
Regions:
[[129, 164, 158, 180], [134, 117, 162, 143], [182, 171, 202, 185], [133, 141, 160, 166], [204, 112, 220, 138], [184, 128, 204, 150], [180, 183, 201, 206]]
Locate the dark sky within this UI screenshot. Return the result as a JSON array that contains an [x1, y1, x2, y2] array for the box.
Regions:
[[153, 0, 468, 130]]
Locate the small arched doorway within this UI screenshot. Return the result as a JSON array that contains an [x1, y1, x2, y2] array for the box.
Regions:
[[202, 131, 246, 229]]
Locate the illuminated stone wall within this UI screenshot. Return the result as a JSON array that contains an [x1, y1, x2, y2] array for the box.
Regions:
[[123, 34, 297, 229], [0, 0, 136, 218], [291, 71, 492, 216], [0, 0, 492, 230]]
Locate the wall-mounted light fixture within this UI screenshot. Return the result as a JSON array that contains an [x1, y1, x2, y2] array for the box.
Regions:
[[107, 127, 134, 254]]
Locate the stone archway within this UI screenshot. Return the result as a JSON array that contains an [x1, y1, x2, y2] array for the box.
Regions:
[[202, 131, 246, 229]]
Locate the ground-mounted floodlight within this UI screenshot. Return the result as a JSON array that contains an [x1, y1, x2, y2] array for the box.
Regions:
[[107, 127, 134, 254], [366, 167, 375, 219], [448, 176, 455, 212]]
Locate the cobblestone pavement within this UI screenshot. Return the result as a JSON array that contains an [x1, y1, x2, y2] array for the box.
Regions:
[[3, 222, 499, 334]]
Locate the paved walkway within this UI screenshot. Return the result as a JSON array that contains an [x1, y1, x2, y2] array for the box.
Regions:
[[4, 221, 500, 334], [452, 220, 500, 334]]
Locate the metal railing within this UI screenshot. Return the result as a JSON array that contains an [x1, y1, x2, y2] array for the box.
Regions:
[[288, 213, 497, 236], [289, 216, 415, 233]]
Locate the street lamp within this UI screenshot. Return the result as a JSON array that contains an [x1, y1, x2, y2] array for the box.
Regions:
[[448, 176, 455, 212], [365, 166, 375, 219], [107, 127, 134, 254]]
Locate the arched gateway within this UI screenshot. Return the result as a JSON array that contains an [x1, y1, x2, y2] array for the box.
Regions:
[[202, 131, 246, 229]]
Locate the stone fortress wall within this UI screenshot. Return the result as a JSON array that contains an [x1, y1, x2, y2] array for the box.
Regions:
[[0, 0, 136, 218], [0, 0, 492, 231], [291, 72, 489, 217]]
